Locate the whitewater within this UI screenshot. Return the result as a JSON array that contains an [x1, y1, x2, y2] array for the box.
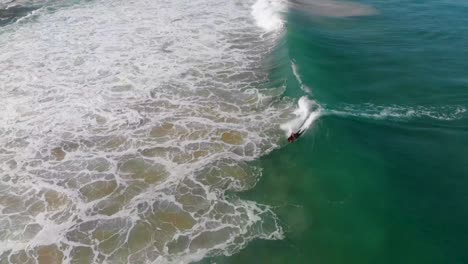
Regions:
[[0, 0, 303, 263]]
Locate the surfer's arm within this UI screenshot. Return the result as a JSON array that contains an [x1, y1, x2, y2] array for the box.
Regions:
[[296, 129, 305, 137]]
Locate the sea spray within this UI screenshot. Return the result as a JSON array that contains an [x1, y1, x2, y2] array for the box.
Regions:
[[280, 96, 322, 136], [251, 0, 286, 32]]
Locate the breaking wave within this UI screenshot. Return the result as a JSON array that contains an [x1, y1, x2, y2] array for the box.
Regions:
[[280, 97, 321, 136]]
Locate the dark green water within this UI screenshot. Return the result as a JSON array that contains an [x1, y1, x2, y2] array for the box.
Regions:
[[206, 0, 468, 263]]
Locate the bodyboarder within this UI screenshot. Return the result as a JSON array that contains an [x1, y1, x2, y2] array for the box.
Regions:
[[287, 129, 304, 143]]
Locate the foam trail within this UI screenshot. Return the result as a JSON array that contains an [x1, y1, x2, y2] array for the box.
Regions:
[[326, 104, 467, 121], [280, 96, 321, 136], [291, 61, 312, 94]]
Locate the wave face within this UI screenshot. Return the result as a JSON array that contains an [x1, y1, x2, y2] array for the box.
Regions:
[[0, 0, 291, 262]]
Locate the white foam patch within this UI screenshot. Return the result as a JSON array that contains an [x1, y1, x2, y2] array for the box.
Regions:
[[251, 0, 286, 32], [280, 96, 321, 136], [0, 0, 292, 262]]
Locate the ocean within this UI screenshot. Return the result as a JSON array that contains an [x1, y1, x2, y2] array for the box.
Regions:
[[0, 0, 467, 263], [205, 0, 468, 263]]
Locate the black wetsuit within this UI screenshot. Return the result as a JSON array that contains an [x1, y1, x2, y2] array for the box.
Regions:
[[288, 130, 304, 143]]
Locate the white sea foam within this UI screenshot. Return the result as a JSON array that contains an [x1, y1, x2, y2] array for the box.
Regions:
[[251, 0, 286, 32], [0, 0, 291, 262]]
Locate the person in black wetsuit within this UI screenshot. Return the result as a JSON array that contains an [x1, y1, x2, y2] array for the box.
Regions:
[[288, 129, 304, 143]]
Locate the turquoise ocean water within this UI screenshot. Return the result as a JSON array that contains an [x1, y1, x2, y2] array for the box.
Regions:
[[208, 0, 468, 263]]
